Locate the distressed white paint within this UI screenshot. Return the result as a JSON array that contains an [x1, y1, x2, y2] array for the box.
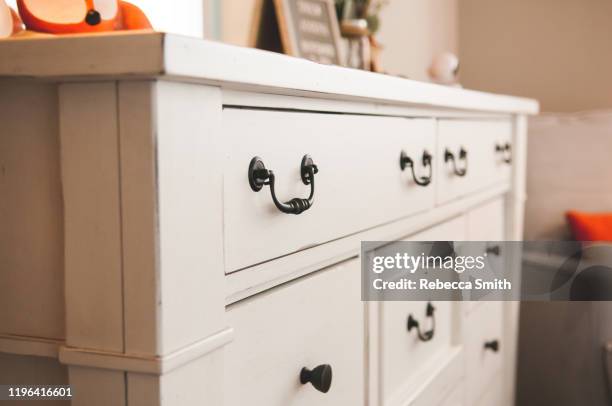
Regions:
[[225, 259, 364, 406], [223, 111, 435, 271], [0, 34, 536, 406], [59, 82, 125, 353]]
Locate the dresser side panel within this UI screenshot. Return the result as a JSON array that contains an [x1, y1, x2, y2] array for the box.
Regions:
[[59, 82, 124, 352], [118, 81, 161, 356], [0, 80, 65, 340], [155, 81, 225, 354]]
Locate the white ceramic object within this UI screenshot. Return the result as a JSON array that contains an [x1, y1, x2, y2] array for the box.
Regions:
[[428, 52, 461, 85]]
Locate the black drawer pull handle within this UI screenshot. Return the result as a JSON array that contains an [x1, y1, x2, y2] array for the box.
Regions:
[[407, 302, 436, 342], [444, 147, 468, 177], [248, 155, 318, 215], [484, 340, 500, 353], [400, 150, 433, 187], [486, 245, 501, 256], [300, 364, 332, 393], [495, 143, 512, 164]]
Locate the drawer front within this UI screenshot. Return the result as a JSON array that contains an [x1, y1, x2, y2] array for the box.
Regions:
[[467, 197, 505, 241], [223, 109, 435, 272], [381, 216, 467, 405], [406, 352, 464, 406], [475, 373, 503, 406], [439, 383, 465, 406], [382, 300, 457, 404], [436, 120, 512, 205], [224, 258, 364, 406], [465, 302, 503, 405], [464, 197, 506, 312]]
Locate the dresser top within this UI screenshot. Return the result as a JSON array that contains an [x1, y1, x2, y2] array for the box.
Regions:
[[0, 31, 538, 114]]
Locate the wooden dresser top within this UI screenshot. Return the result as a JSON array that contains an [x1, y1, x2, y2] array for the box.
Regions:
[[0, 31, 539, 115]]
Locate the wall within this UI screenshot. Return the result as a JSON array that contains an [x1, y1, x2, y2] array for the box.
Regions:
[[220, 0, 458, 81], [220, 0, 259, 46], [524, 112, 612, 240], [129, 0, 205, 37], [5, 0, 457, 79], [459, 0, 612, 112], [376, 0, 458, 81]]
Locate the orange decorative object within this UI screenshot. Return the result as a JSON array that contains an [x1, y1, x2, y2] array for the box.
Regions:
[[16, 0, 152, 34], [566, 210, 612, 241]]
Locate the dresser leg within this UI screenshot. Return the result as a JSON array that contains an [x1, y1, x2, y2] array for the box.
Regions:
[[68, 367, 126, 406]]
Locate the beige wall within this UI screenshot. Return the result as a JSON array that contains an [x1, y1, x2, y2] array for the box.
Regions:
[[376, 0, 458, 81], [220, 0, 458, 81], [221, 0, 259, 46], [459, 0, 612, 113]]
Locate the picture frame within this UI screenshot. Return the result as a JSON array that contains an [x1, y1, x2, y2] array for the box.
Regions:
[[272, 0, 344, 65], [250, 0, 284, 53]]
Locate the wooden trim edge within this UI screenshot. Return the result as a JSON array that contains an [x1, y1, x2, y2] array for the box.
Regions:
[[0, 334, 63, 359], [226, 183, 511, 304], [58, 327, 234, 375]]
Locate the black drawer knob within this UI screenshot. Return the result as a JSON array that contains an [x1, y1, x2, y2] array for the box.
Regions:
[[486, 245, 501, 256], [248, 155, 318, 215], [444, 147, 468, 177], [400, 150, 433, 187], [484, 340, 500, 353], [300, 364, 332, 393]]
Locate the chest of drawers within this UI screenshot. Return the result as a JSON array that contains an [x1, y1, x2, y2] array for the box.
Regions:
[[0, 33, 538, 406]]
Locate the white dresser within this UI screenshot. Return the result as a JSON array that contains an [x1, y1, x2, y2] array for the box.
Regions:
[[0, 33, 538, 406]]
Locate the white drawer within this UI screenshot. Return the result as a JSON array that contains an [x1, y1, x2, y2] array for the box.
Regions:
[[223, 108, 435, 272], [382, 300, 460, 406], [380, 216, 467, 405], [224, 258, 364, 406], [465, 302, 503, 405], [436, 120, 512, 205], [467, 198, 505, 241], [440, 383, 465, 406], [464, 198, 506, 312], [402, 350, 464, 406], [474, 373, 503, 406]]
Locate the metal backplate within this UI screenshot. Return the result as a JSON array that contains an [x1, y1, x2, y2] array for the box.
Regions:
[[248, 156, 266, 192], [301, 154, 315, 185], [400, 151, 409, 171]]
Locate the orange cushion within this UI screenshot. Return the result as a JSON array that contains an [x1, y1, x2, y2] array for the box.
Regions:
[[566, 210, 612, 241]]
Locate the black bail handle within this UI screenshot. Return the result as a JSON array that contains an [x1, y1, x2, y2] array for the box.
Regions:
[[400, 150, 433, 187], [444, 147, 468, 177], [495, 142, 512, 164], [407, 302, 436, 342], [248, 155, 318, 215]]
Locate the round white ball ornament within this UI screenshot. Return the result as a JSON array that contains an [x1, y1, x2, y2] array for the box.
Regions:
[[428, 52, 461, 86]]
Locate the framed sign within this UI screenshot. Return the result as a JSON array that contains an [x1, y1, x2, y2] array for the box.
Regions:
[[272, 0, 343, 65]]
